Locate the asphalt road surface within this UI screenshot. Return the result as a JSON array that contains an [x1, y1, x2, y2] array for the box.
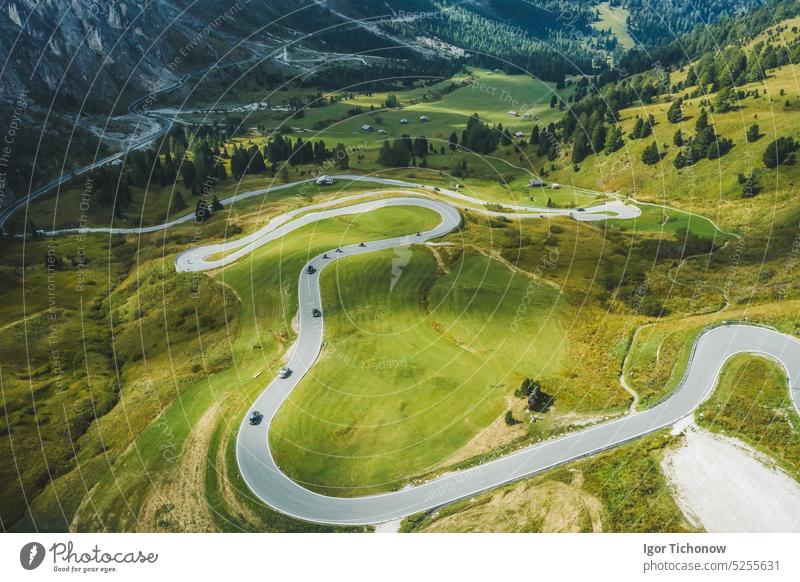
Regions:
[[40, 174, 639, 240]]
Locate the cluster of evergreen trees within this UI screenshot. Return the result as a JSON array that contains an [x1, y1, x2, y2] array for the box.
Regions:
[[229, 144, 267, 179], [377, 135, 433, 167], [86, 163, 131, 215], [629, 114, 655, 140], [385, 1, 598, 82], [530, 124, 560, 161], [460, 114, 503, 154], [622, 0, 800, 79], [623, 0, 763, 47], [82, 121, 358, 219], [673, 109, 733, 168], [371, 113, 514, 162]]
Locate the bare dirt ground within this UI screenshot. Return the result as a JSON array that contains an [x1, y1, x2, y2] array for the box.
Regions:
[[136, 404, 220, 532], [436, 395, 529, 468], [662, 425, 800, 532], [419, 469, 603, 532]]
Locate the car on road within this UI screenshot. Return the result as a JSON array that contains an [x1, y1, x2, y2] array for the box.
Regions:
[[323, 253, 330, 259], [306, 265, 317, 274], [433, 186, 441, 192], [336, 248, 343, 253], [312, 308, 322, 318], [278, 367, 292, 379], [358, 242, 366, 247], [577, 207, 585, 212], [248, 411, 263, 425]]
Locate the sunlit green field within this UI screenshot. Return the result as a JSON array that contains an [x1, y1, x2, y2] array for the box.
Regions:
[[270, 248, 566, 494], [592, 2, 636, 50], [247, 69, 568, 149]]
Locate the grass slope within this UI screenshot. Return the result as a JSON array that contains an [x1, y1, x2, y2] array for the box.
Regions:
[[698, 354, 800, 482], [270, 248, 566, 495]]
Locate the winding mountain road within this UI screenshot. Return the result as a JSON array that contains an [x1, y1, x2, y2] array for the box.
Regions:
[[159, 179, 800, 526]]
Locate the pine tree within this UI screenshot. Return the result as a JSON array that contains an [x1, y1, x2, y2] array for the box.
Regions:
[[195, 199, 211, 222], [334, 143, 349, 170], [641, 141, 661, 165], [591, 123, 606, 153], [448, 131, 458, 150], [172, 190, 187, 213], [763, 136, 797, 169], [695, 108, 709, 133], [667, 98, 683, 123], [604, 126, 624, 154], [530, 125, 540, 145], [378, 141, 393, 166], [713, 87, 734, 113], [572, 132, 590, 164]]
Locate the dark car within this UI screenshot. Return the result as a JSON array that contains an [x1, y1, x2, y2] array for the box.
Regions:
[[358, 242, 366, 247], [312, 308, 322, 318], [248, 411, 263, 425], [577, 208, 586, 212], [306, 265, 317, 275], [335, 248, 343, 253], [278, 367, 292, 379], [322, 253, 330, 259], [434, 186, 441, 192]]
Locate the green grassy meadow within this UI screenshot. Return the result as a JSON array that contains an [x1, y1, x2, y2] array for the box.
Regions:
[[270, 248, 566, 494]]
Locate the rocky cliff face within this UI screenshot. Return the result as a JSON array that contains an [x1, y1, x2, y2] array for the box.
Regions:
[[2, 1, 175, 109], [0, 0, 411, 112]]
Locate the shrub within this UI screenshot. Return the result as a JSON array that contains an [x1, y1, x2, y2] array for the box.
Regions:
[[763, 136, 798, 168], [504, 410, 518, 426]]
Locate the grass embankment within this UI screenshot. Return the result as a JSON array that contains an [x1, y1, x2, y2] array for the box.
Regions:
[[0, 204, 438, 532], [624, 300, 800, 408], [698, 354, 800, 482], [403, 431, 693, 533], [0, 234, 236, 531], [268, 197, 736, 495]]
